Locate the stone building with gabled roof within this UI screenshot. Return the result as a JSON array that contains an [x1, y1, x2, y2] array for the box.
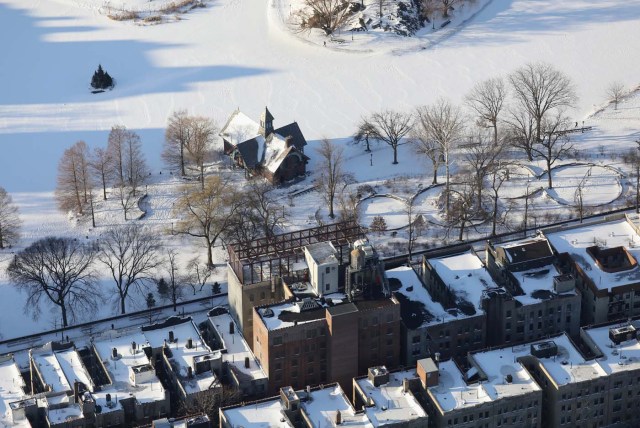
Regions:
[[220, 107, 309, 184]]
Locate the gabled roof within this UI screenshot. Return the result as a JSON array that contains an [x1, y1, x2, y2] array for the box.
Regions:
[[274, 122, 307, 150], [219, 110, 261, 147], [261, 106, 274, 123]]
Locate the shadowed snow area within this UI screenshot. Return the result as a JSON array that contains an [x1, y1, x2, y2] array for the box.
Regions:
[[1, 0, 640, 191]]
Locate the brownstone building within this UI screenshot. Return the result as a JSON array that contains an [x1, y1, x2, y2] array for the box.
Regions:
[[252, 295, 401, 394]]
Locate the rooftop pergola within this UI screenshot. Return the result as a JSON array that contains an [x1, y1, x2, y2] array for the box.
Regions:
[[228, 221, 366, 285]]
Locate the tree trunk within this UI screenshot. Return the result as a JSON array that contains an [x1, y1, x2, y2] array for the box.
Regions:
[[206, 241, 214, 268], [636, 165, 639, 214], [0, 224, 4, 249], [60, 304, 68, 328], [200, 164, 205, 190], [102, 171, 107, 200], [477, 176, 483, 211], [547, 159, 553, 189], [329, 194, 335, 218], [491, 193, 499, 236], [432, 162, 438, 184], [458, 221, 464, 241], [120, 294, 126, 315], [392, 144, 398, 164], [180, 143, 186, 176]]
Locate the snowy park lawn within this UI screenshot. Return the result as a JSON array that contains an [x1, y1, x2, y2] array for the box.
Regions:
[[545, 165, 622, 207]]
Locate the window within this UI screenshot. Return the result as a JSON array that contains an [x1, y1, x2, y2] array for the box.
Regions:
[[325, 283, 330, 291], [273, 336, 282, 345], [325, 267, 331, 274]]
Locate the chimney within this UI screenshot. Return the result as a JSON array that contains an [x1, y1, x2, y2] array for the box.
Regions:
[[111, 348, 118, 359], [188, 366, 193, 378], [285, 136, 294, 148], [336, 410, 342, 425], [229, 321, 235, 334], [73, 381, 81, 403], [106, 393, 112, 404], [186, 338, 193, 349], [434, 352, 440, 367], [131, 341, 137, 354], [244, 357, 250, 369], [169, 330, 175, 342]]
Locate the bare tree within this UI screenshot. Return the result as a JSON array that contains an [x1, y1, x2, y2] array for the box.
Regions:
[[462, 128, 505, 210], [337, 187, 360, 224], [107, 125, 127, 185], [606, 81, 626, 111], [116, 183, 138, 221], [487, 164, 510, 236], [366, 110, 413, 165], [354, 119, 376, 152], [413, 108, 443, 185], [440, 0, 462, 18], [531, 112, 574, 189], [505, 104, 536, 161], [416, 99, 465, 215], [622, 143, 640, 213], [0, 187, 21, 248], [419, 0, 439, 23], [7, 237, 98, 327], [162, 110, 192, 177], [97, 224, 160, 314], [316, 139, 346, 218], [164, 248, 182, 311], [465, 77, 507, 145], [173, 175, 242, 267], [574, 171, 588, 223], [181, 385, 240, 421], [185, 257, 214, 295], [447, 183, 477, 241], [246, 180, 287, 237], [123, 130, 148, 196], [405, 197, 421, 261], [301, 0, 351, 35], [186, 116, 217, 189], [56, 141, 91, 215], [509, 62, 577, 146], [90, 147, 112, 201]]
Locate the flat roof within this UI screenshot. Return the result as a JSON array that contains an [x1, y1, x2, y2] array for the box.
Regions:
[[208, 312, 267, 380], [427, 251, 498, 316], [545, 216, 640, 291], [0, 357, 29, 428], [386, 266, 472, 328], [355, 370, 426, 426], [302, 384, 373, 427], [55, 348, 93, 392], [222, 398, 293, 428], [93, 329, 166, 405], [305, 242, 338, 265], [257, 294, 348, 331], [431, 342, 542, 413], [32, 351, 71, 393], [500, 237, 554, 264], [584, 321, 640, 375], [143, 319, 218, 394], [510, 264, 576, 305], [47, 404, 84, 425]]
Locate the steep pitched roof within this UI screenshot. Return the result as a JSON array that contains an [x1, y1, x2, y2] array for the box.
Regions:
[[274, 122, 307, 150], [219, 110, 261, 147]]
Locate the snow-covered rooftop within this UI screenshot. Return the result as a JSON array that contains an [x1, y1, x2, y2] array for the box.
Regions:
[[143, 319, 218, 394], [510, 264, 576, 306], [430, 340, 543, 413], [208, 312, 267, 381], [54, 349, 93, 393], [0, 357, 29, 428], [47, 404, 84, 425], [305, 242, 338, 266], [426, 251, 498, 316], [386, 266, 466, 327], [257, 294, 347, 331], [220, 111, 261, 147], [32, 351, 71, 394], [355, 370, 426, 426], [93, 329, 166, 405], [583, 322, 640, 376], [545, 215, 640, 291], [301, 384, 373, 428], [222, 398, 293, 428]]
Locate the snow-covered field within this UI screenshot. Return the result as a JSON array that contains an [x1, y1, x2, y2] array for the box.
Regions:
[[1, 0, 640, 340]]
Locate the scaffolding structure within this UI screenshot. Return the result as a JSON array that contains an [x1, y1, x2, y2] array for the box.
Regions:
[[228, 221, 366, 285]]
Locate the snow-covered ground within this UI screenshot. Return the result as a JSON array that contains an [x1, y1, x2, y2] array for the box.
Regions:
[[1, 0, 640, 340]]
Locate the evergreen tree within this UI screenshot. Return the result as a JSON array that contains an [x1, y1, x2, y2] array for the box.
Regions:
[[156, 277, 169, 300], [146, 292, 156, 308], [90, 64, 114, 90]]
